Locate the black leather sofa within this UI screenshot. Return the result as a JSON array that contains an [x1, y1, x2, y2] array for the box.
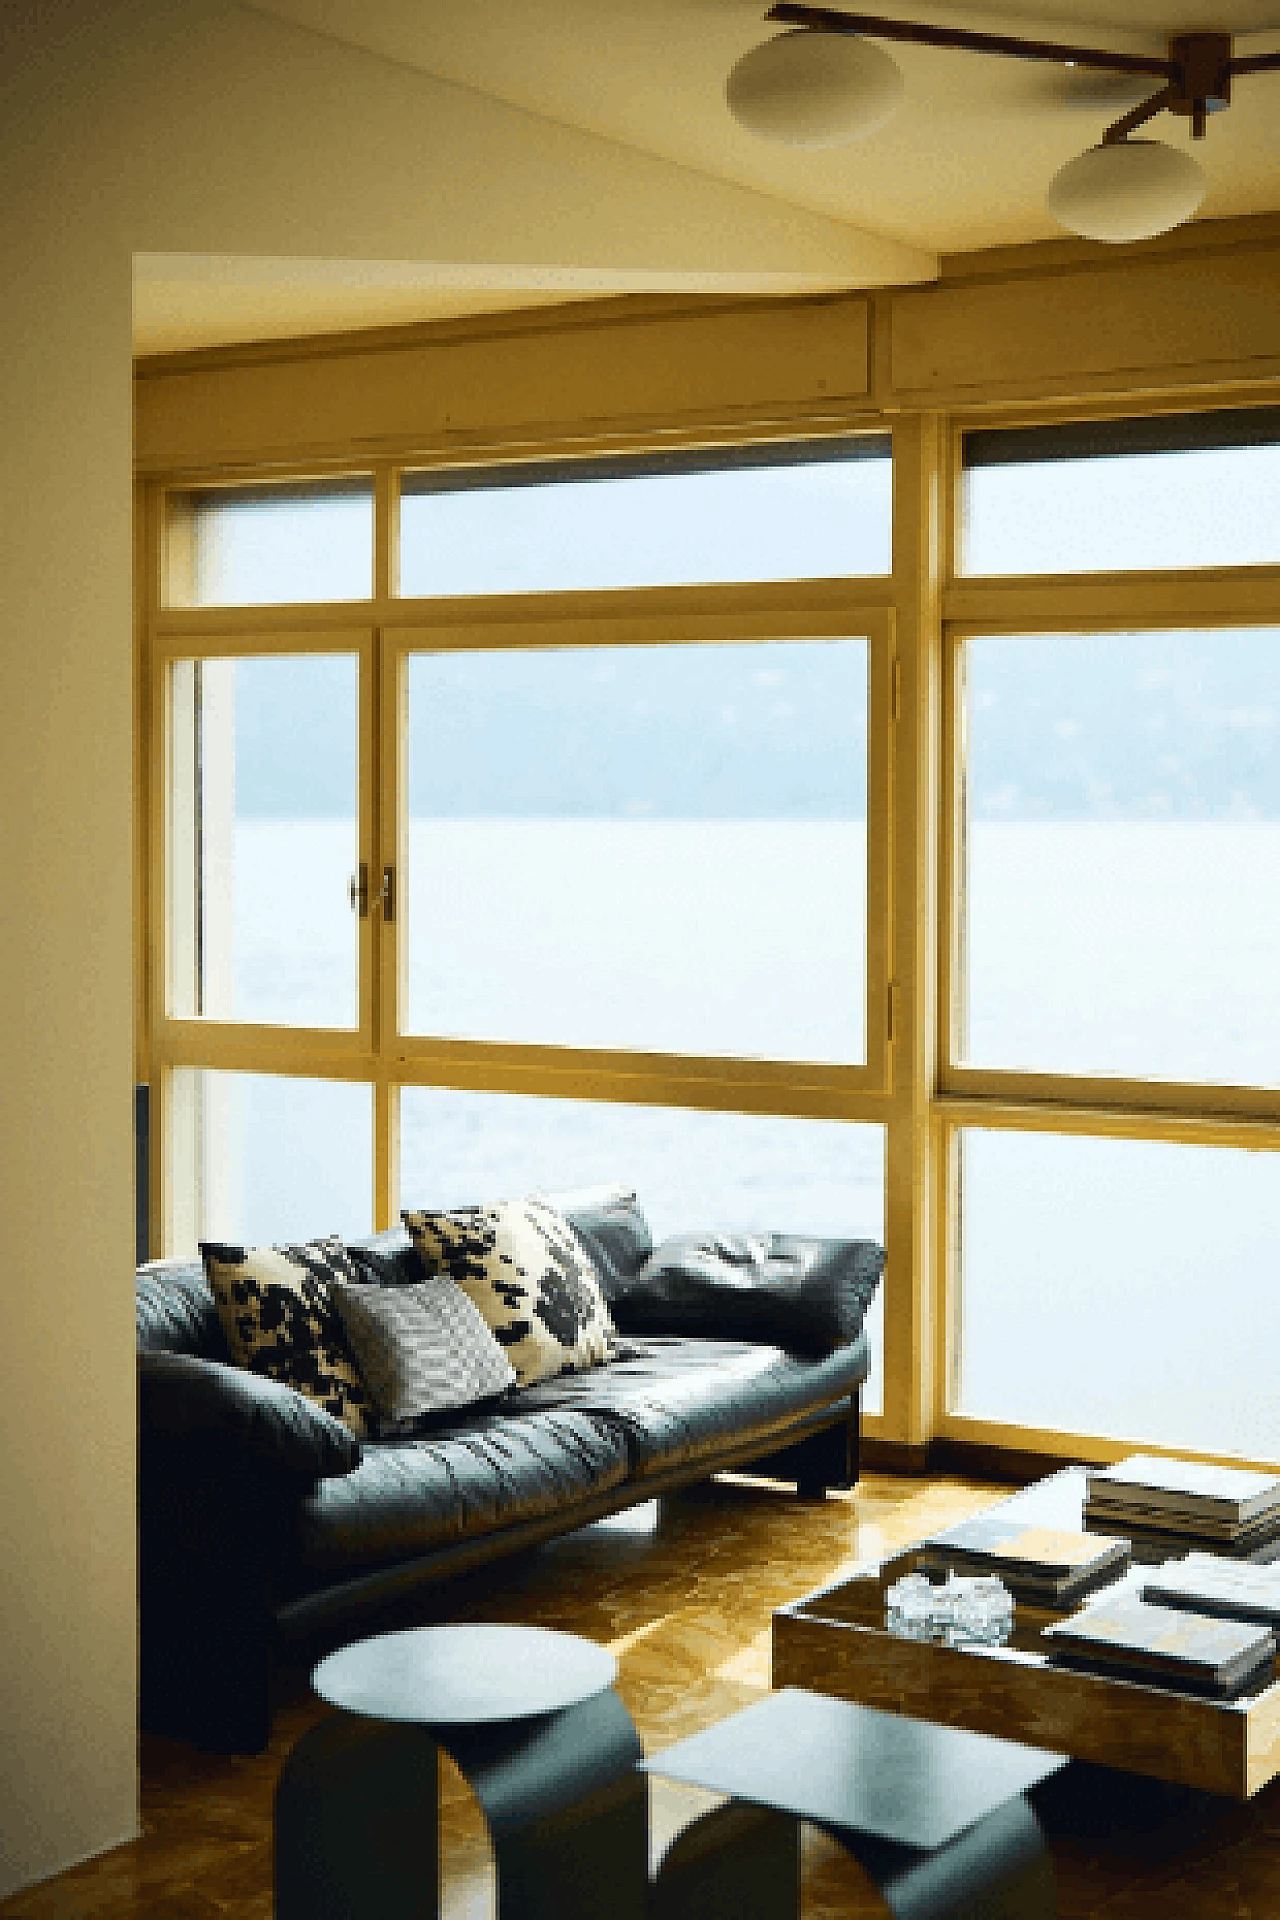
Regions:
[[137, 1189, 879, 1752]]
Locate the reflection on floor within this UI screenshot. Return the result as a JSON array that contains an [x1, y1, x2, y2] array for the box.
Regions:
[[5, 1469, 1280, 1918]]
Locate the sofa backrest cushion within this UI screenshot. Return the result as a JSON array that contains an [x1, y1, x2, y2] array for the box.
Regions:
[[554, 1189, 654, 1302], [136, 1257, 232, 1360], [611, 1232, 884, 1357], [344, 1227, 425, 1286], [136, 1188, 655, 1358], [349, 1188, 654, 1304]]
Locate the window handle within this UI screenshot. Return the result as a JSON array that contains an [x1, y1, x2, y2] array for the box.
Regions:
[[349, 864, 395, 921]]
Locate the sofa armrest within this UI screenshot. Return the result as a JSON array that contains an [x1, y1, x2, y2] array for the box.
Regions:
[[138, 1351, 362, 1480], [610, 1233, 884, 1357]]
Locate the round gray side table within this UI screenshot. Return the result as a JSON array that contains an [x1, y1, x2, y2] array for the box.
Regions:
[[275, 1623, 647, 1920]]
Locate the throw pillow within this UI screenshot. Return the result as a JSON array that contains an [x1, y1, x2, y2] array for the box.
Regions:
[[611, 1231, 884, 1357], [201, 1237, 375, 1438], [402, 1197, 618, 1387], [329, 1274, 516, 1434]]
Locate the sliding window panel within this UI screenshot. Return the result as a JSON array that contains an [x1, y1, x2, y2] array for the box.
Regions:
[[167, 653, 360, 1028], [404, 639, 869, 1063], [400, 1086, 886, 1413], [165, 477, 374, 606], [168, 1070, 373, 1249], [962, 408, 1280, 575], [959, 629, 1280, 1087], [399, 439, 892, 596], [955, 1126, 1280, 1459]]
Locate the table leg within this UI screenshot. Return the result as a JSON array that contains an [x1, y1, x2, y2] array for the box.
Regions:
[[651, 1791, 1054, 1920], [447, 1687, 648, 1920], [833, 1794, 1055, 1920], [275, 1686, 647, 1920], [652, 1801, 800, 1920], [275, 1713, 439, 1920]]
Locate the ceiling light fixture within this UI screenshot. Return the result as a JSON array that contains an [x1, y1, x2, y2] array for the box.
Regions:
[[726, 6, 1280, 242], [726, 26, 903, 145]]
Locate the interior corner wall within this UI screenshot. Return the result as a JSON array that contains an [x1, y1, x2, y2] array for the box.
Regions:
[[0, 0, 932, 1895], [0, 171, 139, 1917]]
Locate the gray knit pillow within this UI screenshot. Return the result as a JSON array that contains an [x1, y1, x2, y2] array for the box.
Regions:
[[329, 1275, 516, 1434]]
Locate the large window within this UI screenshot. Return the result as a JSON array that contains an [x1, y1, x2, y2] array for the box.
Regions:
[[144, 393, 1280, 1472], [151, 440, 890, 1396]]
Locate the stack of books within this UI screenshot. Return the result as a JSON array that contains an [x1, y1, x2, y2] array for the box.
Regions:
[[915, 1517, 1130, 1607], [1141, 1554, 1280, 1629], [1085, 1456, 1280, 1557], [1042, 1593, 1276, 1699]]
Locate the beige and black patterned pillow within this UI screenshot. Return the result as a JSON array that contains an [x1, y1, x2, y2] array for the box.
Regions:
[[328, 1274, 516, 1433], [201, 1237, 374, 1438], [402, 1198, 618, 1388]]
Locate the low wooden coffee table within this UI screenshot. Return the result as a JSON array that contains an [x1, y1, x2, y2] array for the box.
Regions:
[[772, 1468, 1280, 1800]]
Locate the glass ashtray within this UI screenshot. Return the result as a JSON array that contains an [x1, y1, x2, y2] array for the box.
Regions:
[[885, 1571, 1014, 1647]]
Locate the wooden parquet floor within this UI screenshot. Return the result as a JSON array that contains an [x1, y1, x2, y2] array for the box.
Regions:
[[5, 1469, 1280, 1918]]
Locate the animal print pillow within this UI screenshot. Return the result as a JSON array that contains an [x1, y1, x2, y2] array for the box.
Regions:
[[201, 1236, 375, 1438], [402, 1198, 618, 1388]]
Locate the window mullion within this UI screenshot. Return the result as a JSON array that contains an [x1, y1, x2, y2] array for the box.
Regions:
[[882, 411, 946, 1453]]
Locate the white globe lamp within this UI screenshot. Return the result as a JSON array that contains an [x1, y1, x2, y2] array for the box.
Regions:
[[1046, 138, 1207, 243], [725, 28, 904, 147]]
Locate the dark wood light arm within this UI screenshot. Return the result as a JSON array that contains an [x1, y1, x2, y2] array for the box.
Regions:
[[763, 7, 1279, 146], [1101, 86, 1176, 146], [765, 4, 1174, 78]]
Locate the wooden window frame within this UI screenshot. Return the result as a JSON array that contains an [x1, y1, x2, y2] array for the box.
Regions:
[[138, 401, 1280, 1468], [933, 402, 1280, 1471], [142, 455, 898, 1393]]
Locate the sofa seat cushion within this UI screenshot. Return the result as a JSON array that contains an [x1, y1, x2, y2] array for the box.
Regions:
[[511, 1334, 869, 1478], [296, 1407, 631, 1575]]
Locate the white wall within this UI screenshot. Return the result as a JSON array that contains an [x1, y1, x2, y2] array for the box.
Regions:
[[0, 0, 924, 1893]]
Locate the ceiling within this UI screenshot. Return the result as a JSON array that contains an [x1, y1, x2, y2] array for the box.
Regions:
[[133, 0, 1280, 356]]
